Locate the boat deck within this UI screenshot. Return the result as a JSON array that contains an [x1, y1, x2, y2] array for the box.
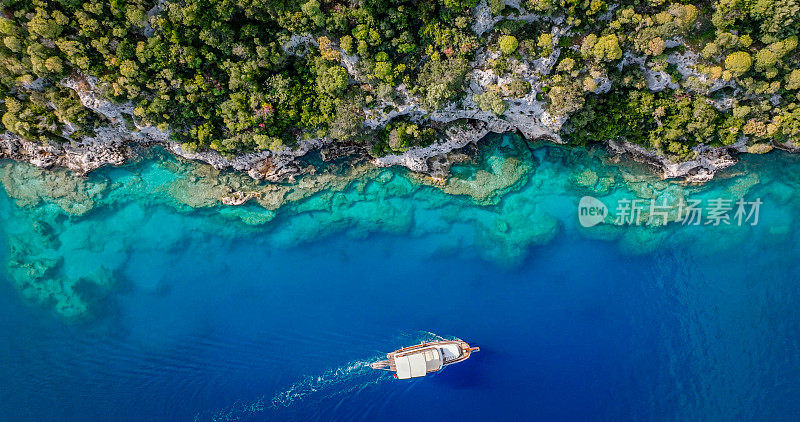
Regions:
[[371, 340, 478, 374]]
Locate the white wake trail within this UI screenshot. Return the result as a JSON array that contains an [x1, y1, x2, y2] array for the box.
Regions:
[[196, 331, 449, 421]]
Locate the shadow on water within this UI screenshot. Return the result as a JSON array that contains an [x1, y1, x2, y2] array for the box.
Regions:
[[427, 355, 488, 391]]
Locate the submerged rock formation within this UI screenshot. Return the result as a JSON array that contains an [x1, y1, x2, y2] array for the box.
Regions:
[[2, 131, 796, 319]]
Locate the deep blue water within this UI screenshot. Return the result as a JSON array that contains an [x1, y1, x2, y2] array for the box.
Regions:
[[2, 224, 799, 420], [1, 145, 800, 421]]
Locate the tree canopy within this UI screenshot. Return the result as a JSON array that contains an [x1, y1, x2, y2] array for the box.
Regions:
[[1, 0, 800, 161]]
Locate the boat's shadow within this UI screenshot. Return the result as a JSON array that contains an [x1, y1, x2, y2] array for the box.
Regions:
[[428, 347, 492, 390]]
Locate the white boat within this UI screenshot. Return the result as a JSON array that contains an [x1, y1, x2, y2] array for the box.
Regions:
[[370, 340, 479, 379]]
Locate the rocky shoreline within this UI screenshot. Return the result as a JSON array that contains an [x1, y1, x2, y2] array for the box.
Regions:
[[3, 0, 800, 196], [0, 2, 771, 189], [0, 111, 746, 189], [0, 51, 756, 188], [0, 37, 757, 188]]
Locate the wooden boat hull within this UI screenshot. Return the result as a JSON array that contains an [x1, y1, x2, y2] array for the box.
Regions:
[[371, 340, 479, 378]]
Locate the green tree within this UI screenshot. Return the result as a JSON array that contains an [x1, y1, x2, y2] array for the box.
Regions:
[[28, 8, 64, 39], [507, 78, 531, 97], [725, 51, 753, 77], [498, 35, 518, 55], [593, 34, 622, 61], [301, 0, 325, 27], [417, 57, 469, 110], [44, 56, 63, 74], [474, 91, 508, 115], [318, 65, 349, 97]]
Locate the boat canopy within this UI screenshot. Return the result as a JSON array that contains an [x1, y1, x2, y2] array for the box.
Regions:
[[423, 348, 443, 371], [395, 348, 442, 379]]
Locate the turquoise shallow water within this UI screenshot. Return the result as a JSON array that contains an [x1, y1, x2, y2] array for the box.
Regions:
[[1, 136, 799, 420]]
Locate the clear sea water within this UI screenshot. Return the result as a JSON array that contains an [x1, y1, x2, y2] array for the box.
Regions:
[[1, 137, 799, 421]]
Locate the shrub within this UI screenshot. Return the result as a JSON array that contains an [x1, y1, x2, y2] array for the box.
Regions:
[[498, 35, 518, 55], [593, 34, 622, 61], [786, 70, 800, 90], [318, 66, 349, 96], [474, 91, 508, 115], [417, 57, 470, 110], [724, 51, 752, 77], [507, 78, 531, 97]]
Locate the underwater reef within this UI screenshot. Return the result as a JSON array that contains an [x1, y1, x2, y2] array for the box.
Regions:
[[2, 133, 798, 318]]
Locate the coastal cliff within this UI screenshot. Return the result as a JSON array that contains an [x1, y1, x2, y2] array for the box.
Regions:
[[2, 0, 799, 186], [0, 54, 741, 186]]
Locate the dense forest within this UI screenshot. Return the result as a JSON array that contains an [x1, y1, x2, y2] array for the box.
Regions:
[[1, 0, 800, 161]]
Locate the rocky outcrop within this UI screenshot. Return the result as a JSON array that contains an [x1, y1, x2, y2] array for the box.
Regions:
[[220, 190, 262, 206], [247, 154, 315, 183], [366, 32, 566, 176], [319, 141, 370, 162], [374, 120, 510, 173], [0, 75, 331, 182], [607, 140, 739, 183], [0, 131, 130, 175]]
